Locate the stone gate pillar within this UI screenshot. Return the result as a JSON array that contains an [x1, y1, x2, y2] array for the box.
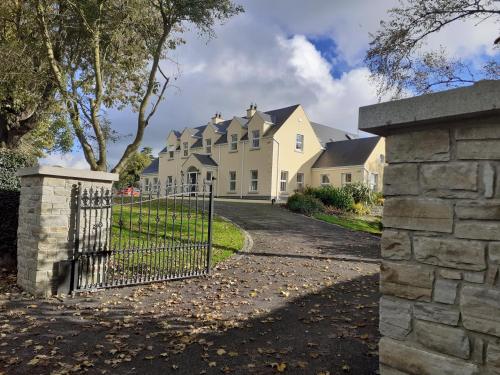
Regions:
[[16, 166, 118, 296], [359, 81, 500, 374]]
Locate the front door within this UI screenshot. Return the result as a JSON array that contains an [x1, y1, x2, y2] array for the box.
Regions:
[[188, 172, 197, 192]]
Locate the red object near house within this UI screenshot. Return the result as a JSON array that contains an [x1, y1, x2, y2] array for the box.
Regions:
[[116, 187, 140, 197]]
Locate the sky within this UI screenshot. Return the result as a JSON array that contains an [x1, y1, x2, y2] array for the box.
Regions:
[[41, 0, 499, 169]]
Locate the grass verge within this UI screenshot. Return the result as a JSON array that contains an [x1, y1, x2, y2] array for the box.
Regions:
[[110, 198, 244, 268], [313, 213, 382, 235]]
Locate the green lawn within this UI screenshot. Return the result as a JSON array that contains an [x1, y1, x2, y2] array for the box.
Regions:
[[313, 213, 382, 235], [107, 197, 244, 274]]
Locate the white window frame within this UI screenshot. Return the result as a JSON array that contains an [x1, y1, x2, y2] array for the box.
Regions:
[[229, 171, 237, 192], [251, 130, 260, 149], [341, 173, 352, 186], [249, 170, 258, 192], [144, 178, 150, 191], [295, 134, 304, 152], [206, 171, 213, 181], [320, 174, 330, 186], [183, 142, 189, 157], [296, 172, 304, 190], [370, 173, 379, 191], [152, 177, 159, 193], [280, 170, 288, 192], [230, 134, 238, 151], [167, 176, 173, 186], [205, 138, 212, 154]]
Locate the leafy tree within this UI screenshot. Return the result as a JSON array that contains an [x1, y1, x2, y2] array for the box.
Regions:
[[35, 0, 243, 172], [117, 147, 154, 188], [0, 0, 73, 154], [366, 0, 500, 96]]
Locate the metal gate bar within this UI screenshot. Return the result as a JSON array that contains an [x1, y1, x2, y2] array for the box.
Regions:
[[70, 180, 214, 292]]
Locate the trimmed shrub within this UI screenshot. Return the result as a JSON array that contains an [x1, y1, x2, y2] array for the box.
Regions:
[[0, 149, 36, 268], [341, 182, 373, 205], [306, 185, 354, 211], [0, 149, 36, 192], [287, 193, 325, 216], [351, 202, 371, 215]]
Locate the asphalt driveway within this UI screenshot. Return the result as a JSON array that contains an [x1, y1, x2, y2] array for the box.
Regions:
[[0, 200, 381, 375]]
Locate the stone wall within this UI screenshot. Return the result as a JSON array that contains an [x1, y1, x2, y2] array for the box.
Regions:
[[16, 167, 117, 296], [359, 81, 500, 375]]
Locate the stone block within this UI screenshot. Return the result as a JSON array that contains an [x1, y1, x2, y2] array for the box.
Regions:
[[484, 163, 496, 198], [455, 122, 500, 140], [472, 338, 484, 365], [413, 237, 486, 271], [456, 202, 500, 220], [384, 164, 419, 196], [420, 162, 478, 191], [461, 285, 500, 337], [463, 271, 485, 284], [433, 279, 458, 304], [381, 230, 411, 260], [455, 221, 500, 241], [380, 296, 413, 340], [379, 337, 479, 375], [384, 198, 454, 233], [490, 243, 500, 262], [381, 261, 434, 301], [386, 129, 450, 163], [439, 269, 462, 280], [487, 344, 500, 374], [457, 140, 500, 160], [415, 320, 470, 359], [413, 302, 460, 326]]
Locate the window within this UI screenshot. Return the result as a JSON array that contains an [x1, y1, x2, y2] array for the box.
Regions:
[[205, 138, 212, 154], [370, 173, 379, 191], [229, 171, 237, 192], [183, 142, 189, 157], [144, 178, 150, 191], [295, 134, 304, 152], [167, 176, 173, 186], [249, 170, 258, 192], [320, 174, 330, 186], [251, 130, 260, 148], [280, 171, 288, 192], [206, 171, 213, 181], [152, 177, 159, 193], [380, 154, 385, 163], [230, 134, 238, 151], [296, 173, 304, 190], [341, 173, 352, 186], [168, 145, 175, 159], [169, 151, 174, 158]]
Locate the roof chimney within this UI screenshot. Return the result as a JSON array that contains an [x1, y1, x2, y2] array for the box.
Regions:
[[246, 103, 257, 118], [211, 112, 224, 124]]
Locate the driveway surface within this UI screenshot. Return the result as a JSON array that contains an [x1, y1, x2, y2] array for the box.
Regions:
[[0, 201, 380, 375]]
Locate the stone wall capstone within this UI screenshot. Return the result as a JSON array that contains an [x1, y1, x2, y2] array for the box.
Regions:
[[359, 80, 500, 375]]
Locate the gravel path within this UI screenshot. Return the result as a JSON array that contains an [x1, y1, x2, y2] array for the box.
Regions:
[[0, 201, 381, 375]]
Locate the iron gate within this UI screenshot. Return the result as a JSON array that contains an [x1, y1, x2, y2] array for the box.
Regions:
[[70, 180, 214, 292]]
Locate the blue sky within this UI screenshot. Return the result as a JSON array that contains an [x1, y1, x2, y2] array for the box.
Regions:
[[41, 0, 498, 169]]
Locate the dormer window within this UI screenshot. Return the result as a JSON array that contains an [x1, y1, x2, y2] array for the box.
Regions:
[[168, 145, 174, 159], [183, 142, 189, 157], [251, 130, 260, 149], [205, 138, 212, 154], [230, 134, 238, 151]]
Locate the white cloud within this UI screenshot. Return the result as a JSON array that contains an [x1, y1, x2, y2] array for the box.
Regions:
[[40, 153, 89, 170]]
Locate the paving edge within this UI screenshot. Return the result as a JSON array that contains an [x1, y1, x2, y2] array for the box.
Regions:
[[216, 215, 254, 256]]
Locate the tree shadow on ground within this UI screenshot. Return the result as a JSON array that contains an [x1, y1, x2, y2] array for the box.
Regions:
[[0, 273, 379, 375]]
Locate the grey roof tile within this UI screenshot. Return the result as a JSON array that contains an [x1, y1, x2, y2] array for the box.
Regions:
[[142, 158, 159, 174], [192, 153, 218, 167], [312, 137, 381, 168]]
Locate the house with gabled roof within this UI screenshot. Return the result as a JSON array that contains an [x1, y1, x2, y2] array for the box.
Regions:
[[141, 104, 385, 200]]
